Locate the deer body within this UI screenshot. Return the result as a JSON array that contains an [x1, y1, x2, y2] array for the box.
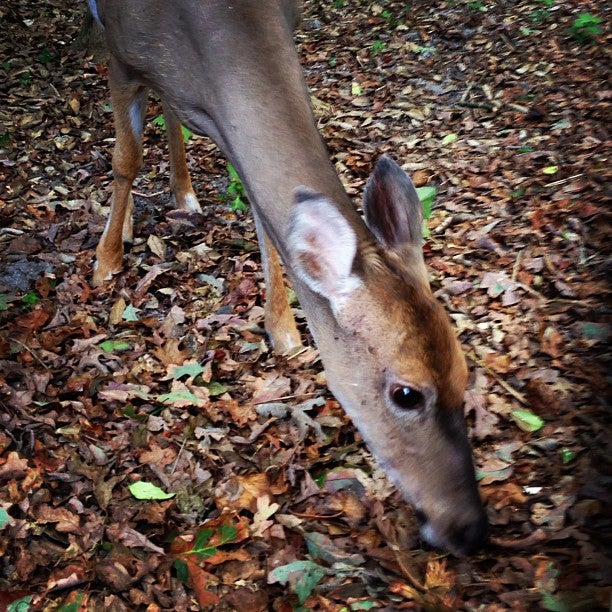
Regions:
[[90, 0, 487, 556]]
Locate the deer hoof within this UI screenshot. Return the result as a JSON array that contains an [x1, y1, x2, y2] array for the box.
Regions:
[[92, 258, 122, 287], [172, 190, 202, 213], [270, 330, 304, 356]]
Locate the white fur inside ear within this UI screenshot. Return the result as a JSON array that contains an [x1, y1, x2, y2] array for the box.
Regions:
[[289, 193, 361, 307]]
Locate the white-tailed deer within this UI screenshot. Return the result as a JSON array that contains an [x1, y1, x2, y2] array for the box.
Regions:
[[88, 0, 488, 556]]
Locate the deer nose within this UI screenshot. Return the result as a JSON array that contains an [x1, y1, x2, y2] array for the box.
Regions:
[[446, 512, 489, 556], [415, 508, 488, 557]]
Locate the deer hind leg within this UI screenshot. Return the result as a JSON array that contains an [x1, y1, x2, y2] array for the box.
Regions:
[[163, 103, 202, 213], [94, 60, 148, 286], [253, 212, 303, 354]]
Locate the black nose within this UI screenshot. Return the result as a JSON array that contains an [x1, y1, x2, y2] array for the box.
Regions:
[[447, 513, 489, 556], [414, 508, 428, 526]]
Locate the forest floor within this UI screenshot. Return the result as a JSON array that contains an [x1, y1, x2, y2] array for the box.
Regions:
[[0, 0, 610, 610]]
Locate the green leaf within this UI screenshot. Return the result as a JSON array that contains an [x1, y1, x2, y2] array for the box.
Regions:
[[8, 595, 33, 612], [37, 48, 53, 64], [577, 322, 610, 341], [151, 115, 190, 143], [122, 405, 148, 421], [231, 196, 248, 212], [415, 185, 437, 219], [511, 409, 544, 432], [181, 125, 193, 143], [542, 165, 558, 175], [57, 593, 85, 612], [0, 295, 10, 311], [170, 362, 205, 379], [174, 558, 190, 582], [227, 162, 241, 181], [540, 590, 570, 612], [370, 40, 386, 55], [351, 82, 363, 95], [269, 560, 326, 604], [122, 303, 139, 321], [573, 13, 602, 27], [205, 381, 228, 397], [476, 465, 513, 482], [21, 291, 40, 305], [99, 339, 131, 353], [129, 481, 175, 500], [157, 389, 205, 406], [217, 524, 238, 545], [188, 524, 237, 559], [0, 508, 9, 529], [414, 45, 436, 55], [561, 448, 576, 464], [192, 527, 215, 556], [351, 602, 376, 611], [441, 133, 458, 145]]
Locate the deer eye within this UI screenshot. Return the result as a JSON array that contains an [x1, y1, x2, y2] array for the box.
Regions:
[[391, 385, 424, 410]]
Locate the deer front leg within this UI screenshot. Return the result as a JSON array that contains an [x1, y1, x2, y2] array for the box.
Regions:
[[253, 213, 303, 354], [164, 103, 202, 213], [93, 63, 147, 286]]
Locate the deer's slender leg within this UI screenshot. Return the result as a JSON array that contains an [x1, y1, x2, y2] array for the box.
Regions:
[[94, 61, 148, 286], [253, 212, 302, 354], [163, 103, 202, 213]]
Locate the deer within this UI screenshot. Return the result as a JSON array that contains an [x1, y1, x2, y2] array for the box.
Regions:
[[87, 0, 488, 556]]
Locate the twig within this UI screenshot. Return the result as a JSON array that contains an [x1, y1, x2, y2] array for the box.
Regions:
[[284, 345, 310, 359], [457, 101, 495, 111], [289, 510, 344, 519], [491, 528, 548, 549], [460, 82, 474, 103], [9, 339, 49, 369], [506, 103, 530, 114], [253, 392, 319, 405], [394, 554, 427, 592], [545, 173, 585, 188], [467, 352, 528, 405], [511, 249, 523, 283], [500, 33, 515, 51], [170, 436, 187, 475], [132, 190, 166, 198]]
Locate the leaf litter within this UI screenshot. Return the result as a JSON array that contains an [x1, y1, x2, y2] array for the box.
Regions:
[[0, 0, 610, 609]]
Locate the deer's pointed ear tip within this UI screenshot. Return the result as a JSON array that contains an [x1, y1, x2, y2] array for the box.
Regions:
[[373, 154, 406, 178], [293, 186, 320, 204], [375, 154, 397, 168]]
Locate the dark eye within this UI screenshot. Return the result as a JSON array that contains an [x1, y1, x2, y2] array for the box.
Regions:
[[391, 385, 424, 410]]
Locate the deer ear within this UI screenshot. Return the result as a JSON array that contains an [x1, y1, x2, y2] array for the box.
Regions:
[[288, 188, 361, 308], [362, 155, 423, 251]]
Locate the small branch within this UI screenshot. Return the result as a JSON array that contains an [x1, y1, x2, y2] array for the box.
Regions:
[[9, 339, 49, 369], [394, 554, 427, 592], [491, 528, 549, 549], [511, 249, 523, 283], [170, 436, 187, 475], [467, 352, 528, 405], [500, 33, 515, 51], [456, 101, 495, 111], [131, 190, 166, 198], [289, 510, 344, 519], [253, 392, 319, 405], [460, 82, 474, 103], [545, 173, 584, 188]]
